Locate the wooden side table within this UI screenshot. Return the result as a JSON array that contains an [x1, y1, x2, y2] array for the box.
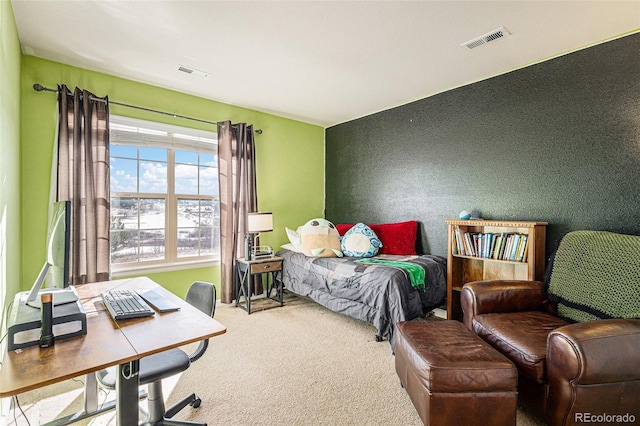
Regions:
[[235, 256, 283, 314]]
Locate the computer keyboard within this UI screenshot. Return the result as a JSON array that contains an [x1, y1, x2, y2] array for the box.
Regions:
[[102, 289, 155, 321]]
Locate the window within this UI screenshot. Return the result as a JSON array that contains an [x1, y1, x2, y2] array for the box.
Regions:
[[109, 116, 219, 273]]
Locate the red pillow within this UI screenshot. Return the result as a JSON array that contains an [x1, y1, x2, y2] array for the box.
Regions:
[[370, 221, 417, 255], [336, 221, 418, 255], [336, 223, 354, 236]]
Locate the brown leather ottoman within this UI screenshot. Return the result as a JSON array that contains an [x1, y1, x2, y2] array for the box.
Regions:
[[395, 320, 518, 426]]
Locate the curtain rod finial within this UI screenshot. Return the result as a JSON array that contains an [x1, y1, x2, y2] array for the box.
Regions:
[[33, 83, 57, 93]]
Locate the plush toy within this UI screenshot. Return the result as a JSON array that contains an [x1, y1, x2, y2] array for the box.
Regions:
[[298, 218, 343, 257], [459, 209, 482, 220], [341, 223, 382, 257]]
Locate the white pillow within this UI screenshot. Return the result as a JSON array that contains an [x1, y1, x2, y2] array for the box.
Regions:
[[285, 227, 303, 252]]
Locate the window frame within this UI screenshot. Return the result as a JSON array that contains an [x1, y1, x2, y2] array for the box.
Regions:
[[109, 115, 219, 277]]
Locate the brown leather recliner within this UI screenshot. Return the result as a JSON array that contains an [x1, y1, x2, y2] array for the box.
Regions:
[[460, 231, 640, 426]]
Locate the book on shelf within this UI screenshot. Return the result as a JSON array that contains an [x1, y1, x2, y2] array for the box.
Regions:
[[491, 234, 499, 258], [455, 226, 465, 256], [516, 235, 529, 262], [493, 233, 507, 260], [509, 234, 521, 261], [464, 232, 475, 256], [451, 231, 458, 255], [452, 226, 530, 262]]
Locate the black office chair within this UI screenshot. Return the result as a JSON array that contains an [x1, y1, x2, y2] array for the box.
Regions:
[[96, 281, 217, 425]]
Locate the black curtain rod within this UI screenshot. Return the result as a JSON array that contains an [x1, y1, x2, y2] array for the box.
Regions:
[[33, 83, 263, 134]]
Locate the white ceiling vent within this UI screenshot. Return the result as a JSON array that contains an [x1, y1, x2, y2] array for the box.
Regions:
[[177, 65, 209, 78], [461, 27, 511, 50]]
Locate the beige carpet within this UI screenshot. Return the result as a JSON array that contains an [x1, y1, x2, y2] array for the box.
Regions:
[[7, 294, 547, 425]]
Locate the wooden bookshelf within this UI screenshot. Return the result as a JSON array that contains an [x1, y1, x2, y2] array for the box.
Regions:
[[445, 219, 547, 321]]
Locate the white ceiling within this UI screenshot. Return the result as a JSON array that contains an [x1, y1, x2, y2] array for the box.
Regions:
[[11, 1, 640, 127]]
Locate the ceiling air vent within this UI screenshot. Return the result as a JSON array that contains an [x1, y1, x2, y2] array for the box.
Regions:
[[177, 65, 209, 78], [461, 27, 510, 50]]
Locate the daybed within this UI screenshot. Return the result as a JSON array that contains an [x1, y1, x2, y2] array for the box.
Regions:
[[461, 230, 640, 426], [277, 220, 447, 349]]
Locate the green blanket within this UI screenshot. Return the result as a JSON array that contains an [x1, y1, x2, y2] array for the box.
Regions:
[[546, 230, 640, 322], [355, 258, 425, 291]]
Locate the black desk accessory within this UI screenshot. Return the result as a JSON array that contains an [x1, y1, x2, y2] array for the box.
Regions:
[[101, 289, 155, 321], [7, 290, 87, 351], [39, 293, 55, 348], [137, 289, 180, 312]]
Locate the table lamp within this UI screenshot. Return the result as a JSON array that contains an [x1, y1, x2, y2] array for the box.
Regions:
[[246, 212, 274, 260]]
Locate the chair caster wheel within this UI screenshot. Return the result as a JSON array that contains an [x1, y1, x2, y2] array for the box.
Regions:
[[190, 397, 202, 409], [375, 335, 383, 342]]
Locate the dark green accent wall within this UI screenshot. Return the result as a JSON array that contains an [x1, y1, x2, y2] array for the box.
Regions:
[[326, 33, 640, 259]]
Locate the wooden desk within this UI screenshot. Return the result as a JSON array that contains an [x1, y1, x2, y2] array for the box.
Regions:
[[0, 277, 226, 425]]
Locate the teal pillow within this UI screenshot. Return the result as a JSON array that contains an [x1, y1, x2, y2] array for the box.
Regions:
[[341, 223, 382, 257]]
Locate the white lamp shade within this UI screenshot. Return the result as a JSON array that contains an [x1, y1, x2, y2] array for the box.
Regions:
[[247, 212, 273, 233]]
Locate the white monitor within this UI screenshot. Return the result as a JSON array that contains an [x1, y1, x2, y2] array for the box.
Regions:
[[25, 201, 76, 308], [26, 262, 51, 305], [45, 200, 71, 289], [25, 263, 78, 308]]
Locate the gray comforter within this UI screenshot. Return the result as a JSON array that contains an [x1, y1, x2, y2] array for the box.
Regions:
[[277, 250, 447, 350]]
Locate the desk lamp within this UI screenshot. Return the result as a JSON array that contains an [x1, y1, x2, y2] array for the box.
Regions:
[[245, 212, 273, 260]]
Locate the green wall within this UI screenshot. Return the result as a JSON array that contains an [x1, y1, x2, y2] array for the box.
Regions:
[[326, 32, 640, 259], [20, 56, 325, 297], [1, 0, 22, 332]]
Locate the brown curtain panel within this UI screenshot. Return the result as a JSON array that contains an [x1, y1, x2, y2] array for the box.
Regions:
[[57, 85, 111, 285], [217, 121, 258, 303]]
